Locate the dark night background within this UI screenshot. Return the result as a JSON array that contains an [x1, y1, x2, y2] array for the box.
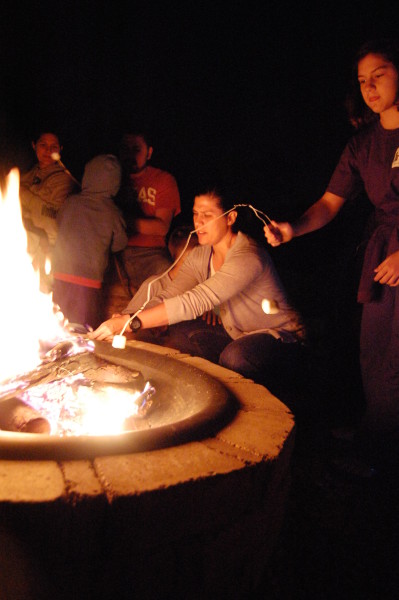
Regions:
[[2, 4, 399, 597], [1, 0, 399, 414], [2, 0, 398, 209]]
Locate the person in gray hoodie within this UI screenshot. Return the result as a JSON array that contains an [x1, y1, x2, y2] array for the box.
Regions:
[[52, 154, 128, 329]]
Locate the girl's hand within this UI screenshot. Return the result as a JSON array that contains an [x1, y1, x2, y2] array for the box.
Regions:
[[374, 250, 399, 286], [88, 315, 130, 341], [264, 221, 294, 246]]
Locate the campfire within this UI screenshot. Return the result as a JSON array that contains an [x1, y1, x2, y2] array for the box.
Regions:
[[0, 169, 234, 460], [0, 169, 154, 437]]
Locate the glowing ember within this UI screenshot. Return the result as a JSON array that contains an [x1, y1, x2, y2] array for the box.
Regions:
[[0, 169, 155, 437], [19, 377, 155, 436]]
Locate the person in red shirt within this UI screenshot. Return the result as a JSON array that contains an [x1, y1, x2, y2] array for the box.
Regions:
[[116, 127, 181, 291]]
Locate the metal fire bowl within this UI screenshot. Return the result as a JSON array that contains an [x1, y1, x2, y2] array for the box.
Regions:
[[0, 341, 238, 460]]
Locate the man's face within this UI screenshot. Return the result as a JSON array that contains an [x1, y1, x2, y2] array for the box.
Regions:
[[119, 134, 153, 174]]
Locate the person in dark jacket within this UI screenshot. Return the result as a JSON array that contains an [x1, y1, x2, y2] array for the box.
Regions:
[[52, 154, 128, 329]]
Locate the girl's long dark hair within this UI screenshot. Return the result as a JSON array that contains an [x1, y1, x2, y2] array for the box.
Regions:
[[345, 38, 399, 129]]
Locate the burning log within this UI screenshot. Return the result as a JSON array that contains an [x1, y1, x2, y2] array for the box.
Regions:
[[0, 397, 51, 433], [0, 345, 155, 436], [0, 345, 145, 403]]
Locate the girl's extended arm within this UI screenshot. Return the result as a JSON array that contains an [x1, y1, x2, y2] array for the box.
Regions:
[[264, 191, 346, 246]]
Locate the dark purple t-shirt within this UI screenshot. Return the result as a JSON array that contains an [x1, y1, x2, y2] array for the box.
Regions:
[[327, 120, 399, 218], [327, 121, 399, 302]]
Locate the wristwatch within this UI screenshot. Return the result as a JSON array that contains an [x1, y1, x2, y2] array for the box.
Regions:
[[129, 316, 142, 333]]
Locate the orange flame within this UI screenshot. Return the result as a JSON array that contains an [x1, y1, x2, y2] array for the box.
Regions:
[[0, 169, 67, 384], [0, 170, 151, 435]]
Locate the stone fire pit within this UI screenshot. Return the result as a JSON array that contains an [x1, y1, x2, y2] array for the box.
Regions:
[[0, 340, 295, 600]]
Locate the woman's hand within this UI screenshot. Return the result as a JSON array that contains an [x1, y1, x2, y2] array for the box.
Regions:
[[263, 221, 294, 246], [202, 310, 221, 326], [88, 315, 130, 341], [374, 250, 399, 286]]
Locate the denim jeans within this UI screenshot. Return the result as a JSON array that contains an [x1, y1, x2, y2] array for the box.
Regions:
[[360, 284, 399, 436], [164, 319, 303, 398]]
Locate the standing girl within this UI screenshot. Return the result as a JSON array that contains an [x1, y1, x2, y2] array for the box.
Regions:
[[264, 38, 399, 469]]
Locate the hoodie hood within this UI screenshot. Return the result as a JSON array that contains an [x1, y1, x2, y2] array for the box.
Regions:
[[81, 154, 122, 197]]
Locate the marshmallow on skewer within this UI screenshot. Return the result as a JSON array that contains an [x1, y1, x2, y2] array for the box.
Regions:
[[112, 334, 127, 349], [262, 299, 279, 314], [51, 152, 80, 187]]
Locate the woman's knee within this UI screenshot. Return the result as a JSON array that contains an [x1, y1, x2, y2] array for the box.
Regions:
[[219, 335, 304, 385], [219, 341, 252, 374]]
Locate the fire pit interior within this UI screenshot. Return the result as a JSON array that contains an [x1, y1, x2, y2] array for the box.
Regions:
[[0, 340, 237, 460]]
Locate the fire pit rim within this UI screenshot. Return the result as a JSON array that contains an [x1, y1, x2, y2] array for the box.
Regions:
[[0, 341, 238, 460]]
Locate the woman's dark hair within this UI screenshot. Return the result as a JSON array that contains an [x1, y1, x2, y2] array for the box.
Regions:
[[193, 180, 265, 242], [31, 129, 62, 145], [345, 38, 399, 129], [193, 181, 236, 212]]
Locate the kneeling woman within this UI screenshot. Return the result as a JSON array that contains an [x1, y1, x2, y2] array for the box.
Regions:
[[90, 185, 305, 396]]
